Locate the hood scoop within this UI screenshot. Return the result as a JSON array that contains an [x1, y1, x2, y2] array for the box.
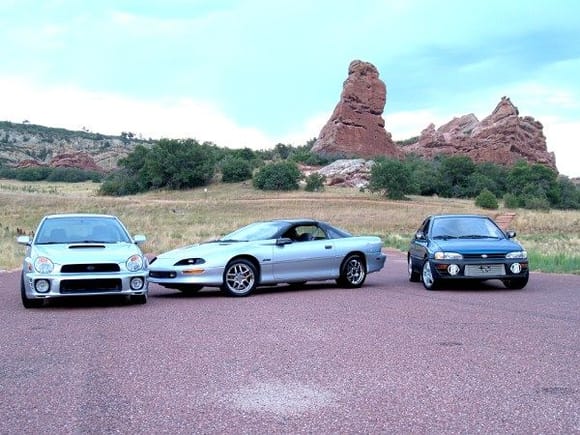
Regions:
[[69, 244, 106, 249]]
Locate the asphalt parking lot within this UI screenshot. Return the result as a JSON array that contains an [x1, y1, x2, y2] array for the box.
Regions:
[[1, 250, 579, 433]]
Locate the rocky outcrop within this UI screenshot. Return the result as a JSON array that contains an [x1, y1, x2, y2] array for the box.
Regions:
[[312, 60, 402, 159], [316, 159, 374, 188], [405, 97, 557, 170], [0, 121, 151, 171], [49, 152, 102, 171]]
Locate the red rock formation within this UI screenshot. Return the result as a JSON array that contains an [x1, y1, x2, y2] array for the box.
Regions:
[[405, 97, 557, 171], [312, 60, 402, 159], [49, 152, 102, 171]]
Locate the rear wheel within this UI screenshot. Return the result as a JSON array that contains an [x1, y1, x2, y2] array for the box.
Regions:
[[21, 275, 43, 308], [221, 259, 257, 297], [422, 261, 439, 290], [336, 254, 366, 288], [408, 256, 421, 282]]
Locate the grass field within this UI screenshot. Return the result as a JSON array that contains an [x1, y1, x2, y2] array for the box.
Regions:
[[1, 179, 579, 273]]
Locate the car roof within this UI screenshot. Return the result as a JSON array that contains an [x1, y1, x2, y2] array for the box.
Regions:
[[430, 214, 490, 220], [263, 218, 321, 225], [43, 213, 118, 220]]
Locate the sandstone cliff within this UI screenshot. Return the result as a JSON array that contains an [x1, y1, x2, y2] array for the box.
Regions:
[[312, 60, 402, 159], [403, 97, 557, 170]]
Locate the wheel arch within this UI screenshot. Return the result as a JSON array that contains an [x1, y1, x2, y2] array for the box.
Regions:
[[226, 254, 261, 281], [341, 250, 367, 271]]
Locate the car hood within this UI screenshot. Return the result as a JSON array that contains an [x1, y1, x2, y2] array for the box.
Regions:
[[32, 243, 143, 263], [155, 240, 268, 261], [430, 238, 523, 254]]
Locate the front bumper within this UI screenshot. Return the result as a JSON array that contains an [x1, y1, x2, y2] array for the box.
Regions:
[[429, 259, 529, 280], [148, 265, 226, 288], [22, 272, 149, 299]]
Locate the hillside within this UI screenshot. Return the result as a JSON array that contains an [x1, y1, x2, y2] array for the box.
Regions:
[[0, 121, 152, 171]]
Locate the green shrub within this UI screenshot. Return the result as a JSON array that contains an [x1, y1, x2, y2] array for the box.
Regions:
[[253, 161, 301, 191], [475, 189, 499, 209], [304, 173, 325, 192], [503, 193, 520, 209], [368, 158, 413, 200], [221, 157, 252, 183]]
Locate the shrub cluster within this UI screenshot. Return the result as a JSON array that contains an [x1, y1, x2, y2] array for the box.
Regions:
[[368, 155, 580, 210], [0, 166, 102, 183]]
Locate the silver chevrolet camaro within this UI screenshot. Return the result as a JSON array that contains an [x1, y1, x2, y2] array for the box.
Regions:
[[17, 213, 149, 308], [148, 219, 387, 297]]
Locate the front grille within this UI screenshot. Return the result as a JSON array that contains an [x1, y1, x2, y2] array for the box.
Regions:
[[149, 271, 177, 279], [463, 253, 506, 260], [61, 263, 120, 273], [60, 279, 123, 293], [464, 264, 506, 277]]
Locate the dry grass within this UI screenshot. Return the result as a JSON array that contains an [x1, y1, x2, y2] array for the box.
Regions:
[[1, 179, 579, 272]]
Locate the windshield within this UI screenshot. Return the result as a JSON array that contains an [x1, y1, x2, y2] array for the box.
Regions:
[[220, 221, 287, 242], [35, 217, 132, 244], [431, 217, 505, 240]]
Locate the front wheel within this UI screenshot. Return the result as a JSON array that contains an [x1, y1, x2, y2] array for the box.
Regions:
[[221, 259, 257, 297], [176, 285, 203, 294], [336, 254, 366, 288], [422, 261, 439, 290], [21, 275, 44, 308], [130, 294, 148, 304], [502, 276, 528, 289], [408, 256, 421, 282]]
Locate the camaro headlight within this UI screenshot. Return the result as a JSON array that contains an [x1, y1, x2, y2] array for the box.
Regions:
[[506, 250, 527, 259], [434, 252, 463, 260], [126, 254, 144, 272], [34, 256, 54, 274]]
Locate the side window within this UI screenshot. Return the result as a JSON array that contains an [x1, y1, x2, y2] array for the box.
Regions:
[[417, 218, 430, 238]]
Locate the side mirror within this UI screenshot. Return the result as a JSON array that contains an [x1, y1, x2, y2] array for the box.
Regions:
[[415, 231, 426, 241], [17, 235, 31, 245], [506, 230, 516, 239], [276, 237, 293, 246], [133, 234, 147, 245]]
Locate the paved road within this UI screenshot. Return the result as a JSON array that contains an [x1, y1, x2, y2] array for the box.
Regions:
[[1, 251, 579, 434]]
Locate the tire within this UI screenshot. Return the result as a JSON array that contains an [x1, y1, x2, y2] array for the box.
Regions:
[[221, 259, 258, 297], [21, 275, 43, 309], [131, 294, 148, 304], [422, 260, 439, 290], [336, 254, 366, 288], [176, 285, 203, 294], [408, 256, 421, 282], [502, 276, 528, 289]]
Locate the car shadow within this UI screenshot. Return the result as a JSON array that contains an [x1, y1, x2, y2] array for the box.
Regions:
[[152, 281, 344, 299]]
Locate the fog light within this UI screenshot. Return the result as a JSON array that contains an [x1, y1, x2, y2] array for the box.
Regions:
[[510, 263, 522, 274], [35, 279, 50, 293], [130, 277, 144, 290], [447, 264, 460, 276]]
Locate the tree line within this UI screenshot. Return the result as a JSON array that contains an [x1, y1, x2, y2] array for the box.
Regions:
[[1, 138, 578, 210]]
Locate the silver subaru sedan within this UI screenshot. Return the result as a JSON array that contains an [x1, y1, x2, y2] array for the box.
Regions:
[[17, 213, 148, 308]]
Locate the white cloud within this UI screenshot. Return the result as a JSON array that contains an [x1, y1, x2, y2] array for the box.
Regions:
[[0, 75, 274, 149]]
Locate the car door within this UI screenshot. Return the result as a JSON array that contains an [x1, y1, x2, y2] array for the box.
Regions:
[[271, 225, 338, 282], [409, 217, 430, 262]]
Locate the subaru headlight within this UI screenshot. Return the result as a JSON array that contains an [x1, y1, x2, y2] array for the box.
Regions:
[[434, 252, 463, 260], [126, 254, 144, 272], [506, 250, 527, 259], [34, 256, 54, 274]]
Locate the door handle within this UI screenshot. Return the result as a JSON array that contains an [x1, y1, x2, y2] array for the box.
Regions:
[[325, 245, 332, 249]]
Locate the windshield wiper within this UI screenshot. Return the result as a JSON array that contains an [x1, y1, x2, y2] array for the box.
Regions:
[[432, 235, 457, 240], [458, 234, 498, 239]]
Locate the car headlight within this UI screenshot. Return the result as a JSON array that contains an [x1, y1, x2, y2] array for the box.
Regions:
[[434, 252, 463, 260], [126, 254, 144, 272], [34, 256, 54, 274], [506, 250, 527, 259], [175, 258, 206, 266]]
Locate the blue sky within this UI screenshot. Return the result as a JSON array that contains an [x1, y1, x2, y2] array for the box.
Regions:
[[1, 0, 579, 176]]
